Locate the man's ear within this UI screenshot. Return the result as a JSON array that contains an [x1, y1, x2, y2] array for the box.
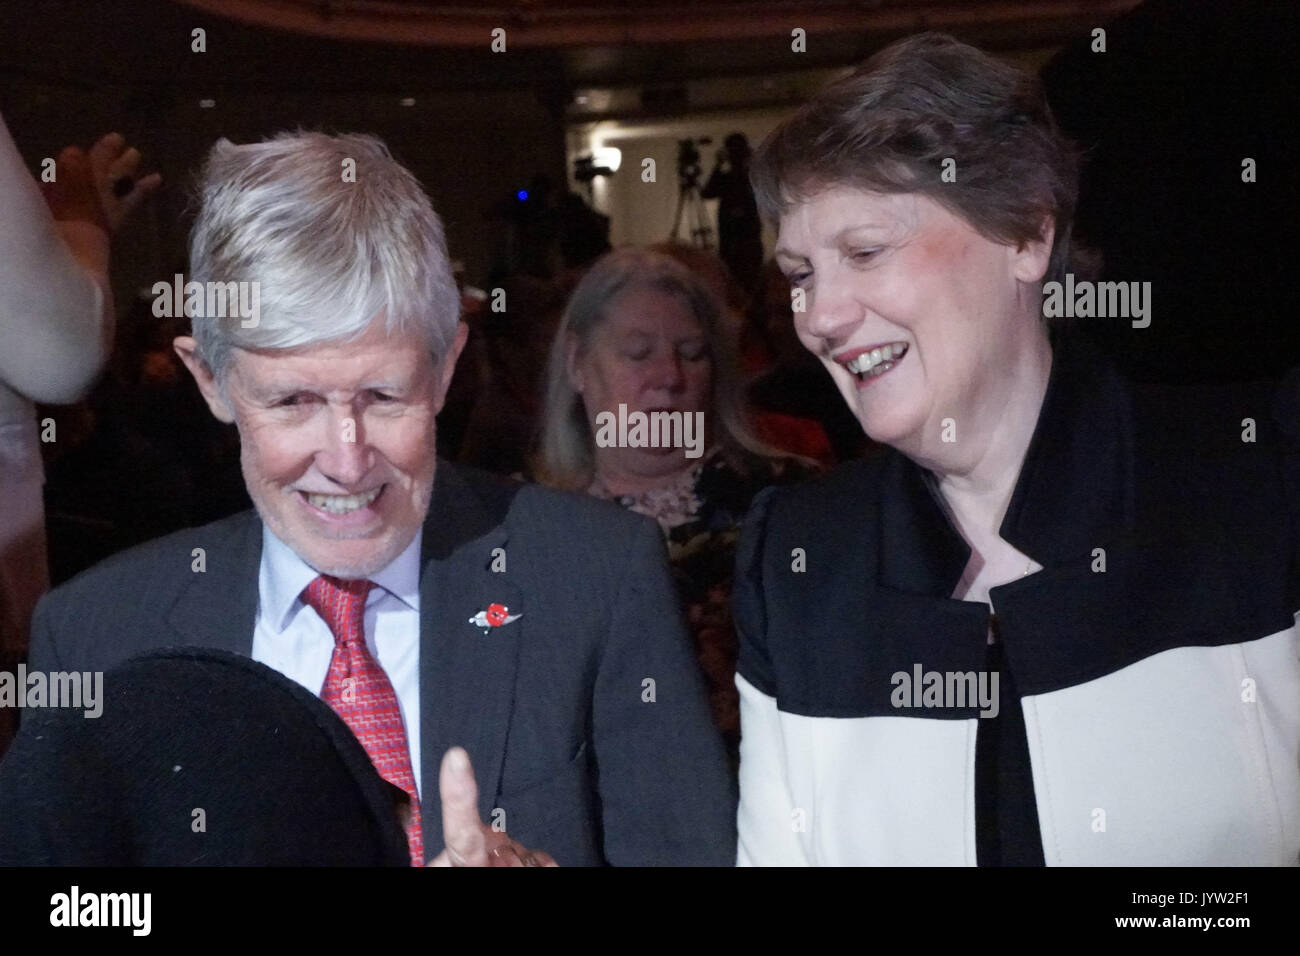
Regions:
[[1012, 217, 1056, 284], [564, 333, 585, 394], [432, 322, 470, 413], [173, 336, 236, 423]]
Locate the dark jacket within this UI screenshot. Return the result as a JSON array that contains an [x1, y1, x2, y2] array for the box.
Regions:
[[20, 462, 738, 866], [733, 335, 1300, 865]]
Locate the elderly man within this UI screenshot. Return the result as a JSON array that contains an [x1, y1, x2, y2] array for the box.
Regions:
[[14, 132, 736, 866]]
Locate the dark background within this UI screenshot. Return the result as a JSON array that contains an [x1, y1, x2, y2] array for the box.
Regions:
[[3, 0, 1295, 382]]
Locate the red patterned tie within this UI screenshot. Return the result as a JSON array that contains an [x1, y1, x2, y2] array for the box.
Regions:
[[302, 575, 424, 866]]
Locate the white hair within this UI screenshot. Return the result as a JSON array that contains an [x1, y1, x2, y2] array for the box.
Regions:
[[188, 131, 460, 379]]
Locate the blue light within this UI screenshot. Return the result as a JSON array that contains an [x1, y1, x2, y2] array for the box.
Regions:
[[517, 190, 529, 201]]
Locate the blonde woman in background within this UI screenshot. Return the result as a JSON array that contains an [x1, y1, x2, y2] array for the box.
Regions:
[[536, 247, 815, 763]]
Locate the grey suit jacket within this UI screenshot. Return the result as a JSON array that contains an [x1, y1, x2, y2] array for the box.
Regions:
[[24, 461, 737, 865]]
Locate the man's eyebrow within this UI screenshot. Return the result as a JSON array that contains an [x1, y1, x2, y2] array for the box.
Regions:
[[247, 381, 313, 401], [251, 378, 414, 400]]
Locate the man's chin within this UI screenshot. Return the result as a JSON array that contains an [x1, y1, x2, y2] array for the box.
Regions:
[[310, 561, 386, 580], [303, 546, 402, 580], [253, 492, 426, 578], [283, 524, 416, 579]]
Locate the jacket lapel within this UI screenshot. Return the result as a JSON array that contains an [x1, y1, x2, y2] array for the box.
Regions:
[[875, 333, 1136, 594], [160, 472, 529, 861], [864, 334, 1140, 695], [877, 452, 971, 597], [164, 511, 262, 655], [417, 463, 525, 858], [999, 333, 1135, 564]]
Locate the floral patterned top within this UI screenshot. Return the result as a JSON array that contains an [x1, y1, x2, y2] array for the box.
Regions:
[[590, 449, 815, 756]]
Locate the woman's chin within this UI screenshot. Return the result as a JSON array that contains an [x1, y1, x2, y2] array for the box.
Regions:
[[605, 447, 697, 479], [854, 406, 922, 451]]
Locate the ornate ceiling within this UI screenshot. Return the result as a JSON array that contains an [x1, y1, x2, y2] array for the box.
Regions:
[[1, 0, 1139, 105], [168, 0, 1139, 47]]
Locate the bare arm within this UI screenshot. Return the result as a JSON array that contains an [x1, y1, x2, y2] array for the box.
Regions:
[[0, 116, 159, 404]]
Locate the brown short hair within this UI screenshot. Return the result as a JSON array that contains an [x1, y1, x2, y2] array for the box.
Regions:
[[752, 32, 1089, 286]]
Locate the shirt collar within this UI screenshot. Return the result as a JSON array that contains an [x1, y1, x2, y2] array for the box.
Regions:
[[259, 524, 422, 633]]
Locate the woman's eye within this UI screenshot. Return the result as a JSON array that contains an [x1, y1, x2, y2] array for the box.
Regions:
[[850, 249, 878, 263], [789, 271, 811, 287], [678, 343, 708, 361], [369, 390, 397, 402], [622, 349, 651, 361]]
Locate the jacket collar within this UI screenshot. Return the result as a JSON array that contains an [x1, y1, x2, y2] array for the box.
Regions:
[[999, 333, 1135, 564], [166, 511, 263, 655], [878, 333, 1135, 597]]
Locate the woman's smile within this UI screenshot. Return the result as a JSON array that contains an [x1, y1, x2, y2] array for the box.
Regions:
[[836, 342, 910, 386]]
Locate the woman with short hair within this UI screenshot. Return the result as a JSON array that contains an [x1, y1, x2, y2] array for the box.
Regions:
[[734, 32, 1300, 866]]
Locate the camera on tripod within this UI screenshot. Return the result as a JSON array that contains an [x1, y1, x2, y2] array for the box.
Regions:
[[676, 137, 712, 189]]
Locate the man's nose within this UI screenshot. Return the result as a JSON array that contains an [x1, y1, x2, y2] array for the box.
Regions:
[[315, 408, 372, 486]]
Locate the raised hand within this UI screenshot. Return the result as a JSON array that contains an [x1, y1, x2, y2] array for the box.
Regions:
[[41, 132, 161, 233], [428, 746, 558, 867]]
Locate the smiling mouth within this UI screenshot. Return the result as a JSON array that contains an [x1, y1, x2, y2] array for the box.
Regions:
[[300, 485, 384, 515], [842, 343, 908, 381]]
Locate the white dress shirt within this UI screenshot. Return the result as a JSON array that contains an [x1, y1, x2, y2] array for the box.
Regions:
[[251, 525, 423, 797]]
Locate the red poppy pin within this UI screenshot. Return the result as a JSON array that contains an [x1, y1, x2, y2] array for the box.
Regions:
[[469, 602, 522, 631]]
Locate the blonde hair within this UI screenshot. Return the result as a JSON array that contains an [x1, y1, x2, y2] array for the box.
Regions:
[[536, 247, 791, 491]]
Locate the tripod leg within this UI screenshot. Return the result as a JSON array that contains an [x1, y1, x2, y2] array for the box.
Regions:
[[671, 189, 687, 242]]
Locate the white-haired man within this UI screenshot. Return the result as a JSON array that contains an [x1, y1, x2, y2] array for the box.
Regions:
[[19, 132, 736, 866]]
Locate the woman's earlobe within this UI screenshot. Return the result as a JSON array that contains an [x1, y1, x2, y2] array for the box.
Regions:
[[1013, 237, 1054, 284], [1015, 220, 1057, 283]]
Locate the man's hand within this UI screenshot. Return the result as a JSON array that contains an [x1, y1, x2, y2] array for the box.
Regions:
[[428, 747, 558, 867]]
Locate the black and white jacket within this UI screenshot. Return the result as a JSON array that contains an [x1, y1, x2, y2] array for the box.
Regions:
[[733, 335, 1300, 865]]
